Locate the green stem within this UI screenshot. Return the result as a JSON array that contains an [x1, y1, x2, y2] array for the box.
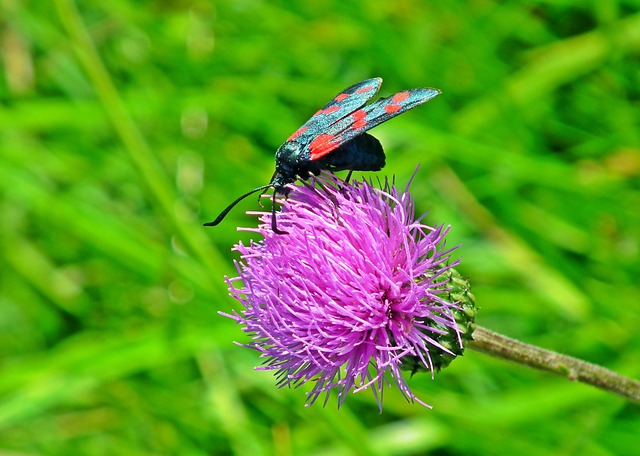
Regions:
[[470, 326, 640, 403]]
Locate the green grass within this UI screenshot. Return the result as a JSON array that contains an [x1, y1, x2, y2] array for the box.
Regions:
[[1, 1, 639, 454]]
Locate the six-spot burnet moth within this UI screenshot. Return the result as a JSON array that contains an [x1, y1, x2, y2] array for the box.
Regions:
[[204, 77, 441, 234]]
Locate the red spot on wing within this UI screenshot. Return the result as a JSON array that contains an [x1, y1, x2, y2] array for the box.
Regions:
[[392, 91, 410, 103], [384, 104, 402, 114], [335, 93, 350, 102], [288, 125, 308, 141], [355, 85, 375, 94], [312, 105, 341, 118], [351, 109, 367, 130], [309, 133, 338, 160], [321, 105, 341, 116], [309, 133, 333, 149]]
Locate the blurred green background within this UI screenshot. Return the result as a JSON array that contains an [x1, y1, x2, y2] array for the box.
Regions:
[[1, 0, 639, 454]]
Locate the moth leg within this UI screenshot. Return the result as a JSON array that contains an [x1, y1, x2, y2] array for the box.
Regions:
[[345, 170, 354, 183], [257, 187, 271, 207], [271, 191, 288, 235]]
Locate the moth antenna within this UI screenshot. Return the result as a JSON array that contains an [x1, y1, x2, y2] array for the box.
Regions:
[[203, 184, 272, 226]]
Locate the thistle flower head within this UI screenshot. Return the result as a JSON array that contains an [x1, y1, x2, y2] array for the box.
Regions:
[[222, 172, 466, 409]]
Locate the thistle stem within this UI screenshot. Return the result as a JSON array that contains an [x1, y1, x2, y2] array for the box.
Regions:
[[469, 326, 640, 403]]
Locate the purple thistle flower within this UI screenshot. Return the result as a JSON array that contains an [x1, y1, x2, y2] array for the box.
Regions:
[[222, 172, 462, 410]]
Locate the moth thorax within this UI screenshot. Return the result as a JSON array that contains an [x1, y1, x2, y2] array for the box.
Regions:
[[276, 141, 304, 162]]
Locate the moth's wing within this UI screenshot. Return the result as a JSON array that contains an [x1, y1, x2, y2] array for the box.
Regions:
[[306, 88, 441, 160]]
